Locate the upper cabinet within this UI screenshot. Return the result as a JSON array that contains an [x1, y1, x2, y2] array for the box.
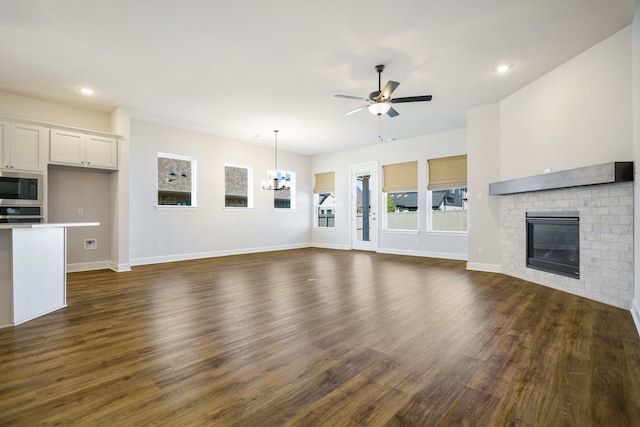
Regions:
[[50, 128, 118, 170], [0, 120, 47, 172]]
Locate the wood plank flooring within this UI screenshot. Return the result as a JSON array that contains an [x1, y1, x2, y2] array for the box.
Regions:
[[1, 248, 639, 425]]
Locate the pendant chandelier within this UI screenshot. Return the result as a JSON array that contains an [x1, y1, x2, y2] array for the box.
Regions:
[[261, 130, 290, 190]]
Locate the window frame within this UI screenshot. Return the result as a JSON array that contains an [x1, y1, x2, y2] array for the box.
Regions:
[[157, 152, 197, 208]]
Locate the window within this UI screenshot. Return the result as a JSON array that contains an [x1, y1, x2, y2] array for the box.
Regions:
[[274, 170, 295, 209], [382, 161, 418, 230], [427, 155, 467, 232], [157, 153, 196, 206], [314, 172, 335, 227], [225, 164, 253, 208]]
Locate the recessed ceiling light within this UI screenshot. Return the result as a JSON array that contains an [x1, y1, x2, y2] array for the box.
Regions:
[[495, 64, 511, 73], [79, 87, 94, 95]]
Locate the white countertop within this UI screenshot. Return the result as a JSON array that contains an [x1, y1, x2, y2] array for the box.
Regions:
[[0, 222, 99, 230]]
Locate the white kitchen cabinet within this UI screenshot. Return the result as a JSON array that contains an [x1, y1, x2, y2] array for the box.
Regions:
[[0, 120, 47, 172], [50, 128, 118, 170]]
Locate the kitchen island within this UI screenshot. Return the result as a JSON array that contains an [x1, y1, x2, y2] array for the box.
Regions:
[[0, 222, 99, 327]]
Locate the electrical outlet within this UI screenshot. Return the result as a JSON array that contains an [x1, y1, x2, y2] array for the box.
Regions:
[[84, 239, 97, 250]]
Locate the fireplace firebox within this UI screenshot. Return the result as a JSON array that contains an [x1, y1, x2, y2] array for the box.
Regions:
[[526, 211, 579, 279]]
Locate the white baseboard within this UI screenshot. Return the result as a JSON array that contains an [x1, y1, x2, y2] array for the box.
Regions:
[[311, 242, 351, 250], [67, 261, 113, 273], [632, 299, 640, 338], [466, 262, 502, 273], [376, 247, 468, 261], [130, 243, 311, 267], [110, 261, 131, 272]]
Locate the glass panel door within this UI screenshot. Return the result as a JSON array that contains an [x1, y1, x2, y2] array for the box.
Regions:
[[351, 162, 378, 251]]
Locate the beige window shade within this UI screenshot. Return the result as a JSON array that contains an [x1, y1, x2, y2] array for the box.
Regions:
[[427, 155, 467, 190], [313, 172, 335, 193], [382, 161, 418, 192]]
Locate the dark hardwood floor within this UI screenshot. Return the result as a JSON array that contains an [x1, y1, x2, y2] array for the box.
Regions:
[[1, 248, 639, 426]]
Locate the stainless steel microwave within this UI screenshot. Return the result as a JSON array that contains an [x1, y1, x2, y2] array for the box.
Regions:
[[0, 171, 43, 206]]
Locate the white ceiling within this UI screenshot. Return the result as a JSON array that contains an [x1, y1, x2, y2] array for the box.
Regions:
[[0, 0, 635, 155]]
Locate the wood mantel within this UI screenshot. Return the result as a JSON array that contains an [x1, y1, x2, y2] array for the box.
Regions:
[[489, 162, 633, 195]]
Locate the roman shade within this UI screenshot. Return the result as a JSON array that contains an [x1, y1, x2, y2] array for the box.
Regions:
[[382, 161, 418, 192], [427, 155, 467, 190], [313, 172, 335, 194]]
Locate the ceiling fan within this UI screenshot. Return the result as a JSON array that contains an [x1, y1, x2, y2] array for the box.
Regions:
[[334, 64, 432, 117]]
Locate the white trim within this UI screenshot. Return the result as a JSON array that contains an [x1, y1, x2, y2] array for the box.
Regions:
[[381, 229, 419, 235], [67, 261, 113, 272], [110, 261, 131, 272], [376, 247, 467, 261], [155, 206, 197, 210], [466, 262, 502, 273], [632, 298, 640, 338], [130, 243, 311, 266], [424, 231, 468, 237], [311, 242, 350, 250], [223, 207, 254, 212], [313, 227, 336, 232]]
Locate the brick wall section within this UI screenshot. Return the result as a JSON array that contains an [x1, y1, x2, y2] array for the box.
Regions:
[[158, 157, 192, 193], [225, 166, 247, 196], [499, 182, 633, 309]]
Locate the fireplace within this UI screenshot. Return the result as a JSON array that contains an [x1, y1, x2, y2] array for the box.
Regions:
[[526, 211, 579, 279]]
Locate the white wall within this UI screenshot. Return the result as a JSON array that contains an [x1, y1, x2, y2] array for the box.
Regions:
[[500, 27, 633, 180], [632, 0, 640, 331], [466, 103, 501, 272], [129, 120, 312, 265], [311, 129, 468, 260]]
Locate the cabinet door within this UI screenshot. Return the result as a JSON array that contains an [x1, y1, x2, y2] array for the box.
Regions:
[[50, 129, 85, 166], [9, 123, 46, 172], [0, 121, 8, 170], [86, 135, 118, 169]]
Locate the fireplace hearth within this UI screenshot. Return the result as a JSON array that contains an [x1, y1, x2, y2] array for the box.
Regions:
[[526, 211, 579, 279]]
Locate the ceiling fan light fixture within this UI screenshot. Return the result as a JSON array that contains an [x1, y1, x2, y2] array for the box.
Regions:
[[368, 102, 391, 116]]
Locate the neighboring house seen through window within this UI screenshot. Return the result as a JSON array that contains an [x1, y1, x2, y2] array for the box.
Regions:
[[382, 161, 418, 231], [427, 155, 467, 232], [157, 152, 196, 206], [225, 164, 253, 208], [314, 172, 335, 227]]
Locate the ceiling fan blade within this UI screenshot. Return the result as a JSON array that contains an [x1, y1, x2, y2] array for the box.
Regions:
[[334, 94, 369, 102], [387, 107, 399, 117], [379, 81, 400, 100], [343, 105, 368, 115], [391, 95, 432, 103]]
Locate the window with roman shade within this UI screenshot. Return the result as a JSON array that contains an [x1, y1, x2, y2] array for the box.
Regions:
[[427, 155, 467, 190], [314, 171, 336, 228], [313, 172, 335, 194], [383, 161, 418, 230], [428, 155, 468, 232]]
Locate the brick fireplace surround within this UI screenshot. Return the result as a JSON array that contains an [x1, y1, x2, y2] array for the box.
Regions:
[[499, 182, 633, 309]]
